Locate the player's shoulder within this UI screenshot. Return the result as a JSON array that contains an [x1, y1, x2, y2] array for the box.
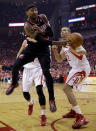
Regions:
[[75, 45, 85, 51], [39, 14, 48, 22]]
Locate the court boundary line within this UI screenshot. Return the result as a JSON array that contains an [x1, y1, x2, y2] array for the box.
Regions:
[[51, 113, 96, 131]]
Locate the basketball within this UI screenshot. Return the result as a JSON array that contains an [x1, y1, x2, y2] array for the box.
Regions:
[[68, 33, 83, 49]]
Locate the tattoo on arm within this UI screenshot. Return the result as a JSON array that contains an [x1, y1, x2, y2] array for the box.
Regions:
[[24, 23, 35, 38]]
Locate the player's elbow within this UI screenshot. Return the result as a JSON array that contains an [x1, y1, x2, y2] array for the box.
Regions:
[[79, 50, 86, 55], [83, 50, 87, 55]]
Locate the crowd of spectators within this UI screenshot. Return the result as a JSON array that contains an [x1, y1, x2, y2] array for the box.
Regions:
[[0, 1, 96, 83], [0, 69, 11, 82], [0, 33, 96, 83]]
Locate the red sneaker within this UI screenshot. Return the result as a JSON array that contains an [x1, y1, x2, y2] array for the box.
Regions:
[[28, 104, 34, 115], [49, 100, 57, 112], [72, 114, 89, 129], [62, 109, 76, 118], [40, 115, 47, 126], [6, 83, 19, 95]]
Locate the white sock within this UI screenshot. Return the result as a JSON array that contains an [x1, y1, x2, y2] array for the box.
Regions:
[[41, 109, 46, 116], [29, 100, 34, 105], [70, 104, 73, 109], [73, 105, 82, 114]]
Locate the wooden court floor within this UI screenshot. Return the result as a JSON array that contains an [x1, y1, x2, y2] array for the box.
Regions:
[[0, 82, 96, 131]]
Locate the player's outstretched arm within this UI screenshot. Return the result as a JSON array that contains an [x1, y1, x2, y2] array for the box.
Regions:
[[35, 34, 68, 46], [17, 40, 27, 58], [52, 40, 67, 46]]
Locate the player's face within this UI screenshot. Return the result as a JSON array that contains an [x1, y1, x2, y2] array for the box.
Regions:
[[61, 28, 70, 39], [26, 7, 38, 18]]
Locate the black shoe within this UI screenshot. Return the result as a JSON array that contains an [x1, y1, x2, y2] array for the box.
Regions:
[[6, 83, 18, 95], [49, 100, 57, 112]]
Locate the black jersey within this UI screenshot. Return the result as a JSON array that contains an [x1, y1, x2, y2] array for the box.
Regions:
[[26, 15, 52, 55], [27, 15, 49, 40]]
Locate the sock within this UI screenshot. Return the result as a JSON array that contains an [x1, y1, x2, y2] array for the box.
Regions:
[[29, 100, 34, 105], [73, 105, 82, 114], [41, 109, 46, 116], [70, 104, 73, 109]]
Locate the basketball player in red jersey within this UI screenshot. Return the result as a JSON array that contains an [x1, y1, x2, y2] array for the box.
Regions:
[[52, 27, 91, 129]]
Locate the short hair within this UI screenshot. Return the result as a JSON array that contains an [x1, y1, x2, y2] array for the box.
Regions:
[[25, 4, 37, 11], [61, 27, 71, 33]]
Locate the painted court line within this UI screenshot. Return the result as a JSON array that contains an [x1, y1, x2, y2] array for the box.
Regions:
[[51, 113, 96, 131], [0, 121, 16, 131]]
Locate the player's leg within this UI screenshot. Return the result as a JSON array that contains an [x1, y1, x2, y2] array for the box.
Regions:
[[34, 69, 46, 125], [63, 69, 89, 128], [36, 85, 46, 126], [38, 55, 57, 112], [63, 84, 79, 117], [22, 68, 34, 115], [6, 48, 35, 95]]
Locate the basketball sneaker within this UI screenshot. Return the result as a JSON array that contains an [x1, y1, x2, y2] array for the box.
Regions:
[[6, 83, 19, 95], [49, 100, 57, 112], [72, 114, 89, 129], [62, 109, 76, 118], [40, 115, 47, 126], [28, 104, 34, 115]]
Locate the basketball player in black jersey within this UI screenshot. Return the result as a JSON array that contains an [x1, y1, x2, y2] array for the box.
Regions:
[[6, 4, 67, 112]]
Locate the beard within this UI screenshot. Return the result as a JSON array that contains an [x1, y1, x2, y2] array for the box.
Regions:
[[30, 14, 37, 20]]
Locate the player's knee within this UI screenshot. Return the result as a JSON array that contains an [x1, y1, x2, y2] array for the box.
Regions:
[[43, 69, 50, 76], [12, 58, 22, 73], [63, 84, 72, 93], [43, 69, 53, 82], [23, 92, 30, 101], [63, 85, 67, 93], [36, 85, 43, 95], [12, 62, 19, 71]]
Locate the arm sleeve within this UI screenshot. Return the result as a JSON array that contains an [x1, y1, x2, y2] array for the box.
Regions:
[[44, 26, 53, 37], [35, 34, 52, 46]]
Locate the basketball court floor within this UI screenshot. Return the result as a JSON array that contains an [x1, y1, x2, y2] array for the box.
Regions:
[[0, 82, 96, 131]]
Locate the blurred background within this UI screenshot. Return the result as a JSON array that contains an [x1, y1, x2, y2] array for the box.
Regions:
[[0, 0, 96, 83]]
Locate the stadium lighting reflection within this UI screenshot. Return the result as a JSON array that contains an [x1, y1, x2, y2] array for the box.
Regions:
[[76, 4, 96, 11], [8, 23, 24, 27], [68, 17, 85, 23]]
